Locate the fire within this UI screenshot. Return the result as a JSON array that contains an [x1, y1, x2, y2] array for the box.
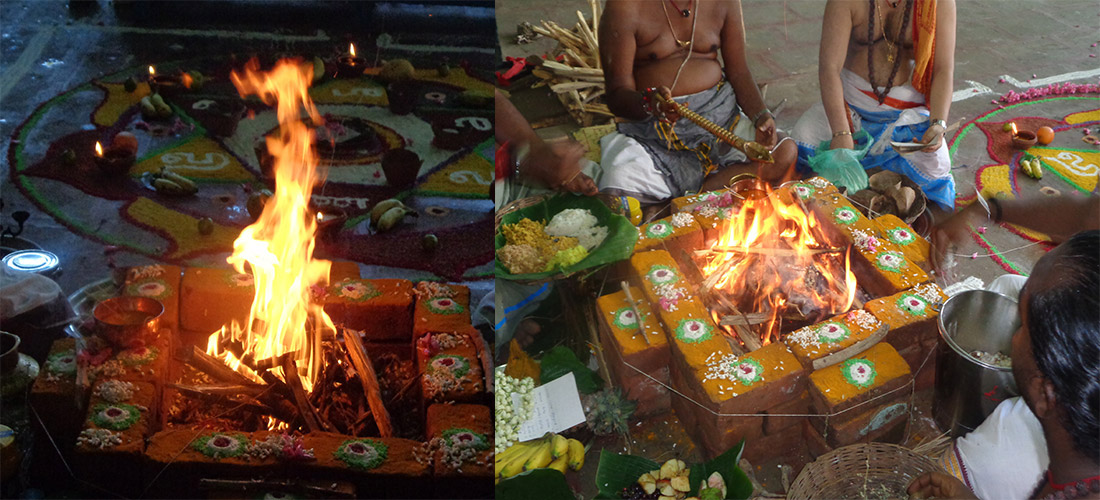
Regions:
[[349, 43, 357, 57], [205, 58, 334, 393], [94, 141, 103, 157], [148, 65, 156, 76], [702, 185, 858, 345]]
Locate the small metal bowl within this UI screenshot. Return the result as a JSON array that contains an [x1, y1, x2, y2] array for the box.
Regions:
[[93, 296, 163, 347]]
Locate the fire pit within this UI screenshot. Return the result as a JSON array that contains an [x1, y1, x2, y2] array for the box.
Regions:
[[598, 176, 946, 464], [29, 57, 492, 499]]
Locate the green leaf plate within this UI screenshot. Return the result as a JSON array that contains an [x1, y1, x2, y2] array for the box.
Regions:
[[496, 194, 639, 281]]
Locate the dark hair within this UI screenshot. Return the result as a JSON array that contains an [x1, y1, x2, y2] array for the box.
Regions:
[[1026, 230, 1100, 461]]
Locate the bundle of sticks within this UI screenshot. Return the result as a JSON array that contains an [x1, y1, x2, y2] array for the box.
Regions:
[[528, 0, 612, 126]]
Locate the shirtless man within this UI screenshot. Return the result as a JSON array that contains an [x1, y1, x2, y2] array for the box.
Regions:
[[794, 0, 957, 209], [598, 0, 797, 207]]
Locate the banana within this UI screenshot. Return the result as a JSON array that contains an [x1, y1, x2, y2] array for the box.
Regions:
[[547, 454, 569, 474], [154, 178, 189, 196], [550, 433, 569, 459], [499, 441, 543, 478], [140, 96, 157, 118], [370, 199, 405, 225], [566, 438, 585, 470], [375, 206, 415, 232], [161, 170, 198, 193], [1031, 160, 1043, 179], [522, 441, 554, 471]]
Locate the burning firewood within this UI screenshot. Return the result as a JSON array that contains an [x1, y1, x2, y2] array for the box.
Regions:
[[339, 327, 394, 437], [182, 345, 263, 388], [281, 356, 329, 432]]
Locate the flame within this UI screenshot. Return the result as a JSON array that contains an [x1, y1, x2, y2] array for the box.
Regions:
[[205, 58, 334, 393], [1009, 123, 1018, 137], [349, 43, 357, 57], [95, 141, 104, 157], [180, 72, 193, 89], [703, 185, 858, 345], [148, 65, 156, 76]]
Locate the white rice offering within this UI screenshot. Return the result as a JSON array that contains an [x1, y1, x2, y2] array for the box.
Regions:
[[545, 208, 608, 251]]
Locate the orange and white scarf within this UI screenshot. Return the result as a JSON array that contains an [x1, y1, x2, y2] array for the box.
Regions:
[[911, 0, 937, 100]]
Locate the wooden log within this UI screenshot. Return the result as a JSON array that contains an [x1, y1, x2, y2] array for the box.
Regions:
[[465, 329, 495, 394], [167, 383, 266, 398], [563, 48, 591, 68], [184, 345, 263, 387], [542, 60, 603, 77], [340, 328, 394, 437], [576, 12, 599, 52], [281, 356, 327, 433], [708, 291, 762, 352], [697, 246, 845, 257], [583, 88, 606, 104], [720, 312, 773, 327], [550, 81, 600, 93], [590, 0, 600, 41], [812, 324, 889, 370]]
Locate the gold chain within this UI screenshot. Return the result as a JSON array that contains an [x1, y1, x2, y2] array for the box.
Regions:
[[876, 0, 903, 64], [661, 0, 691, 48]]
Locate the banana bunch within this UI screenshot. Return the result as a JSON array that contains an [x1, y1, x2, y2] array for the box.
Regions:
[[494, 433, 585, 482], [151, 168, 198, 196], [369, 198, 417, 232], [1019, 154, 1044, 179], [140, 93, 173, 119]]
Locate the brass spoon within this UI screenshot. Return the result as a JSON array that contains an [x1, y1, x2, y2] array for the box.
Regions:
[[651, 92, 775, 163]]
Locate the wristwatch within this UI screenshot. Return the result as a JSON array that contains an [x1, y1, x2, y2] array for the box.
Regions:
[[929, 118, 947, 129]]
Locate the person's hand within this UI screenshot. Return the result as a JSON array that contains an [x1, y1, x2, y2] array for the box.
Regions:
[[930, 202, 984, 279], [921, 122, 946, 152], [829, 132, 855, 150], [754, 114, 778, 148], [644, 86, 680, 123], [521, 139, 596, 195], [907, 472, 979, 499]]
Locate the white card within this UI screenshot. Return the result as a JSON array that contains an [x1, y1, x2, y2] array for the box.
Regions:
[[513, 372, 587, 442]]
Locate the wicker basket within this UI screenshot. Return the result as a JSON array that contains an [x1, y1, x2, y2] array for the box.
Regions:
[[787, 443, 943, 500]]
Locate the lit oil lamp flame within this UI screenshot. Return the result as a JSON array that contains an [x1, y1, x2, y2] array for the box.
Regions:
[[349, 43, 357, 57], [95, 141, 104, 157], [1010, 122, 1018, 138], [148, 65, 156, 76]]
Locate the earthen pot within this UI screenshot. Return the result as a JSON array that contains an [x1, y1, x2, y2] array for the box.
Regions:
[[1012, 131, 1038, 150], [387, 82, 419, 115], [381, 149, 422, 190]]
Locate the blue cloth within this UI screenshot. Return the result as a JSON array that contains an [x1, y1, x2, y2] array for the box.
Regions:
[[797, 105, 955, 210]]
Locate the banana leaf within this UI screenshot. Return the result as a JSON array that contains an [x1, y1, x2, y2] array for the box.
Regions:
[[687, 440, 753, 499], [593, 449, 660, 499], [496, 468, 576, 500], [496, 194, 639, 281], [593, 441, 753, 499], [539, 346, 603, 395]]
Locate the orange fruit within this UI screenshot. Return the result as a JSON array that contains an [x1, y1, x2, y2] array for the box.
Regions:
[[110, 131, 139, 154], [1036, 126, 1055, 145]]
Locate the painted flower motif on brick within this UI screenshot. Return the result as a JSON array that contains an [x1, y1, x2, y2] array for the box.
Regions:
[[887, 228, 916, 246], [612, 307, 641, 330], [192, 432, 249, 459], [728, 357, 764, 386], [646, 265, 679, 285], [675, 318, 713, 344], [429, 354, 470, 379], [791, 183, 815, 200], [875, 251, 906, 273], [335, 439, 387, 469], [644, 222, 673, 240], [425, 297, 464, 315], [833, 207, 859, 225], [442, 428, 490, 451], [91, 403, 141, 431], [816, 322, 851, 344], [896, 293, 929, 316], [334, 281, 381, 302], [127, 279, 171, 299], [841, 358, 877, 389], [46, 350, 77, 375], [225, 273, 254, 288]]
